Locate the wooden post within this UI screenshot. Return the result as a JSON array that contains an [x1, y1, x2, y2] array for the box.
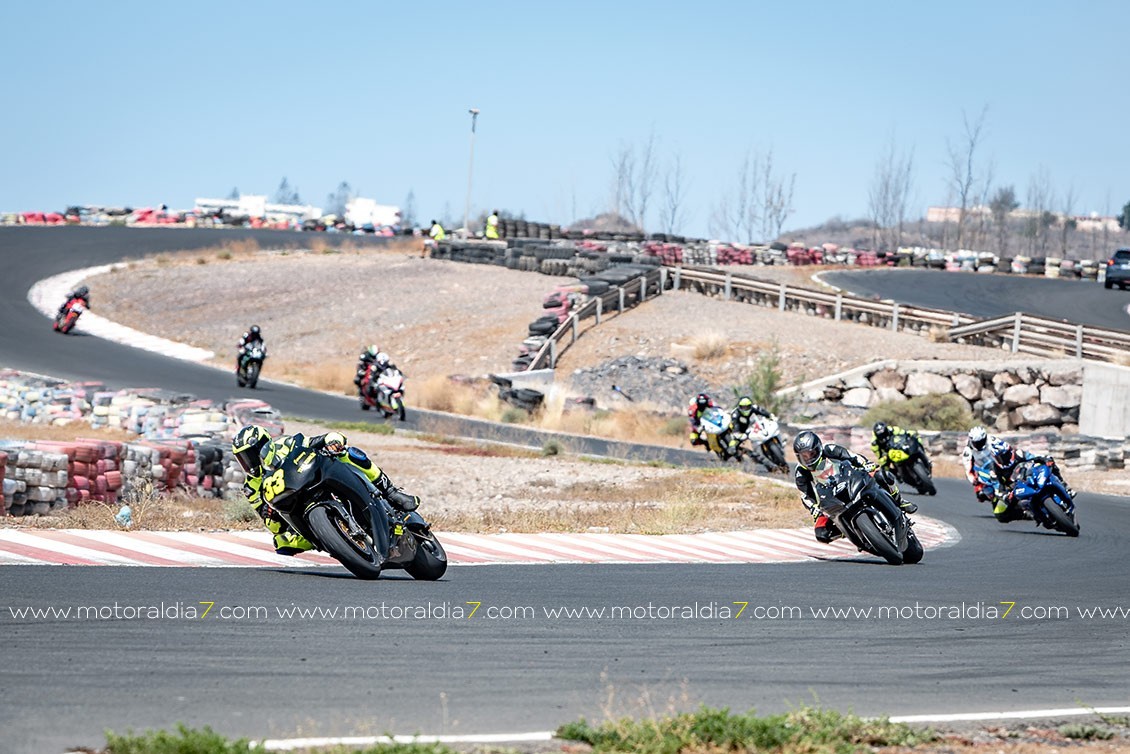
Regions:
[[778, 283, 787, 311], [658, 267, 667, 294], [673, 267, 682, 290], [724, 272, 732, 301], [834, 294, 842, 321], [891, 303, 900, 331], [1075, 325, 1084, 359], [640, 276, 648, 302], [595, 296, 602, 325], [549, 338, 558, 368], [619, 288, 626, 312], [1011, 312, 1022, 352], [571, 315, 578, 344]]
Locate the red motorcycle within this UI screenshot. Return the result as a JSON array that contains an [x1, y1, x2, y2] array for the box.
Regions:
[[54, 298, 86, 334], [359, 364, 407, 420]]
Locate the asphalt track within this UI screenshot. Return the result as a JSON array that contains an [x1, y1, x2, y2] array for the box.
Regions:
[[821, 268, 1130, 331], [1, 228, 1128, 752]]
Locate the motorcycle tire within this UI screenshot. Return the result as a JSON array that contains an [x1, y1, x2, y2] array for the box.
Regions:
[[902, 529, 925, 564], [764, 438, 788, 471], [396, 402, 406, 422], [912, 460, 936, 495], [307, 505, 383, 580], [1041, 495, 1080, 537], [854, 509, 903, 565], [404, 531, 448, 580], [360, 399, 371, 411], [246, 363, 260, 389], [236, 372, 246, 388]]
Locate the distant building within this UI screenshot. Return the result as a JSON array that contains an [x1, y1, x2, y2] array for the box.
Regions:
[[344, 198, 401, 229], [926, 205, 1119, 232], [195, 195, 322, 223]]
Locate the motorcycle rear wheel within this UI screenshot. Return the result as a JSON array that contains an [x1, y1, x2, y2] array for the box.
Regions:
[[1041, 495, 1080, 537], [854, 509, 903, 565], [307, 505, 383, 580], [404, 531, 448, 581]]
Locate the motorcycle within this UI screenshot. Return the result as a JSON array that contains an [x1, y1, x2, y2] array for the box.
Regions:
[[699, 407, 749, 462], [53, 298, 86, 334], [884, 433, 936, 495], [1004, 460, 1079, 537], [237, 344, 267, 389], [745, 414, 789, 472], [812, 459, 924, 565], [259, 440, 447, 580], [360, 365, 407, 421]]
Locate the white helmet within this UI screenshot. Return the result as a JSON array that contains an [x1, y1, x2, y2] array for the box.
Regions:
[[968, 426, 988, 451], [376, 352, 390, 369]]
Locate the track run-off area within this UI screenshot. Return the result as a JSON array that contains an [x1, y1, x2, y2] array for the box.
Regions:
[[1, 227, 1128, 753]]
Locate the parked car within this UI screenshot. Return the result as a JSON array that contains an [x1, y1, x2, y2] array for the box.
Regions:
[[1104, 248, 1130, 290]]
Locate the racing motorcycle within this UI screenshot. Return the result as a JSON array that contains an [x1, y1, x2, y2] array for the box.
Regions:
[[360, 365, 407, 421], [745, 414, 788, 472], [699, 407, 749, 462], [258, 440, 447, 580], [812, 459, 924, 565], [1002, 460, 1079, 537], [883, 432, 936, 495], [53, 299, 86, 334], [236, 344, 267, 389]]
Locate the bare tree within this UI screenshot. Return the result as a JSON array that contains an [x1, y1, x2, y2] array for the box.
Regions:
[[659, 152, 690, 235], [867, 136, 915, 251], [1025, 167, 1054, 254], [227, 186, 240, 200], [627, 130, 658, 231], [1060, 185, 1076, 256], [609, 143, 634, 221], [709, 151, 755, 241], [763, 158, 796, 240], [988, 185, 1019, 256], [273, 177, 301, 205], [709, 148, 796, 242], [325, 181, 354, 217], [945, 106, 989, 250], [972, 161, 994, 251]]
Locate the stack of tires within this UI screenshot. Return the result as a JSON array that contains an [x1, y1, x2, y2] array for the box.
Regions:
[[490, 375, 545, 412]]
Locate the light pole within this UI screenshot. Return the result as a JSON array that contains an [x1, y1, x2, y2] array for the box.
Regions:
[[463, 108, 480, 234]]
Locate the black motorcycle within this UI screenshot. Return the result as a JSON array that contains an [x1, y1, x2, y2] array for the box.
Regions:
[[259, 442, 447, 580], [237, 344, 267, 389], [883, 433, 936, 496], [813, 459, 924, 566]]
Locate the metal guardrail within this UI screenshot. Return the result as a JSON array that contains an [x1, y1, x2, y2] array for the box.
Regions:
[[670, 266, 980, 333], [948, 312, 1130, 361], [526, 269, 666, 371]]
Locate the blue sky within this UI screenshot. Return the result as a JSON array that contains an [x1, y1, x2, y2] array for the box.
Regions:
[[2, 0, 1126, 237]]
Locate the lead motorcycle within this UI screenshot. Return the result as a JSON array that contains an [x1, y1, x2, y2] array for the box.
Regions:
[[237, 344, 267, 389], [812, 459, 924, 565], [259, 440, 447, 580], [53, 298, 86, 334], [884, 432, 936, 495]]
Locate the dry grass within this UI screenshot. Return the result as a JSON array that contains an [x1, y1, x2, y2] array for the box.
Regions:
[[15, 486, 258, 531], [415, 376, 508, 420], [926, 326, 950, 343], [432, 470, 806, 534], [274, 360, 357, 395], [690, 330, 729, 360], [0, 418, 135, 443]]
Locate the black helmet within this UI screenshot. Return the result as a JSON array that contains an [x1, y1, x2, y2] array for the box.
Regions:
[[249, 325, 260, 336], [873, 421, 891, 443], [232, 425, 271, 476], [76, 285, 89, 297], [793, 430, 824, 469], [695, 393, 711, 410]]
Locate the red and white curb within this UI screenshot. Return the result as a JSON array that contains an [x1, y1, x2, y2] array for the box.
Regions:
[[27, 264, 215, 362], [0, 518, 956, 567]]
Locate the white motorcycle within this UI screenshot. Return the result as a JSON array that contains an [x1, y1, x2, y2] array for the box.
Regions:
[[745, 415, 789, 472]]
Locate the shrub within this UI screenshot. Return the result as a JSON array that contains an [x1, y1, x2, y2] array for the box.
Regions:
[[732, 341, 792, 417], [863, 393, 974, 431], [501, 407, 528, 424], [542, 439, 562, 456], [691, 331, 728, 360]]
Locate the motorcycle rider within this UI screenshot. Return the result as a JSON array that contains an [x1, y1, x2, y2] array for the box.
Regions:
[[793, 430, 916, 543], [962, 426, 1074, 520], [687, 393, 716, 448], [57, 284, 91, 317], [871, 421, 931, 473], [728, 396, 775, 454], [231, 425, 420, 555], [354, 344, 382, 387], [236, 325, 264, 373]]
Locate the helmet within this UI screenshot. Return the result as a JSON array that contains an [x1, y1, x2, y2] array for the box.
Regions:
[[376, 352, 390, 369], [366, 344, 380, 358], [873, 421, 892, 443], [968, 426, 988, 451], [232, 425, 271, 476], [75, 285, 89, 297], [249, 325, 260, 336], [993, 444, 1018, 470], [736, 397, 754, 417], [793, 430, 824, 469], [695, 393, 711, 410]]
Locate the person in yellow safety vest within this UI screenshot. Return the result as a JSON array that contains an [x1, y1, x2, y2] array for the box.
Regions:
[[485, 209, 500, 239], [428, 219, 446, 241], [231, 426, 420, 555]]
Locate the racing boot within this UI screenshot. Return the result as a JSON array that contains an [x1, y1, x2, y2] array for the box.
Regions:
[[813, 514, 843, 544], [375, 473, 419, 512], [877, 467, 916, 514]]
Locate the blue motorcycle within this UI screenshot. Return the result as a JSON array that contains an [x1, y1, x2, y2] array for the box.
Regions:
[[1006, 460, 1079, 537]]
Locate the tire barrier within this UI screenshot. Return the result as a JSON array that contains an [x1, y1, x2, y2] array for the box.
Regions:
[[0, 370, 285, 516]]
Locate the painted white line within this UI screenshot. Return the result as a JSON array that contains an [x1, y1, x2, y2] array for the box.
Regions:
[[888, 705, 1130, 723], [27, 264, 215, 362], [261, 730, 555, 751]]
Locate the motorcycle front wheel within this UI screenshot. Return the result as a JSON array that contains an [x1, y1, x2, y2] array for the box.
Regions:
[[404, 531, 447, 580], [307, 505, 383, 580], [854, 509, 903, 565], [1041, 495, 1080, 537], [246, 362, 260, 389]]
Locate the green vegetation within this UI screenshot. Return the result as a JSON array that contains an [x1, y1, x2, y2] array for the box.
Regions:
[[500, 407, 529, 424], [661, 416, 687, 436], [1059, 723, 1116, 740], [289, 417, 396, 436], [541, 439, 562, 456], [733, 342, 793, 417], [862, 393, 974, 431], [557, 706, 936, 754], [103, 724, 266, 753]]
